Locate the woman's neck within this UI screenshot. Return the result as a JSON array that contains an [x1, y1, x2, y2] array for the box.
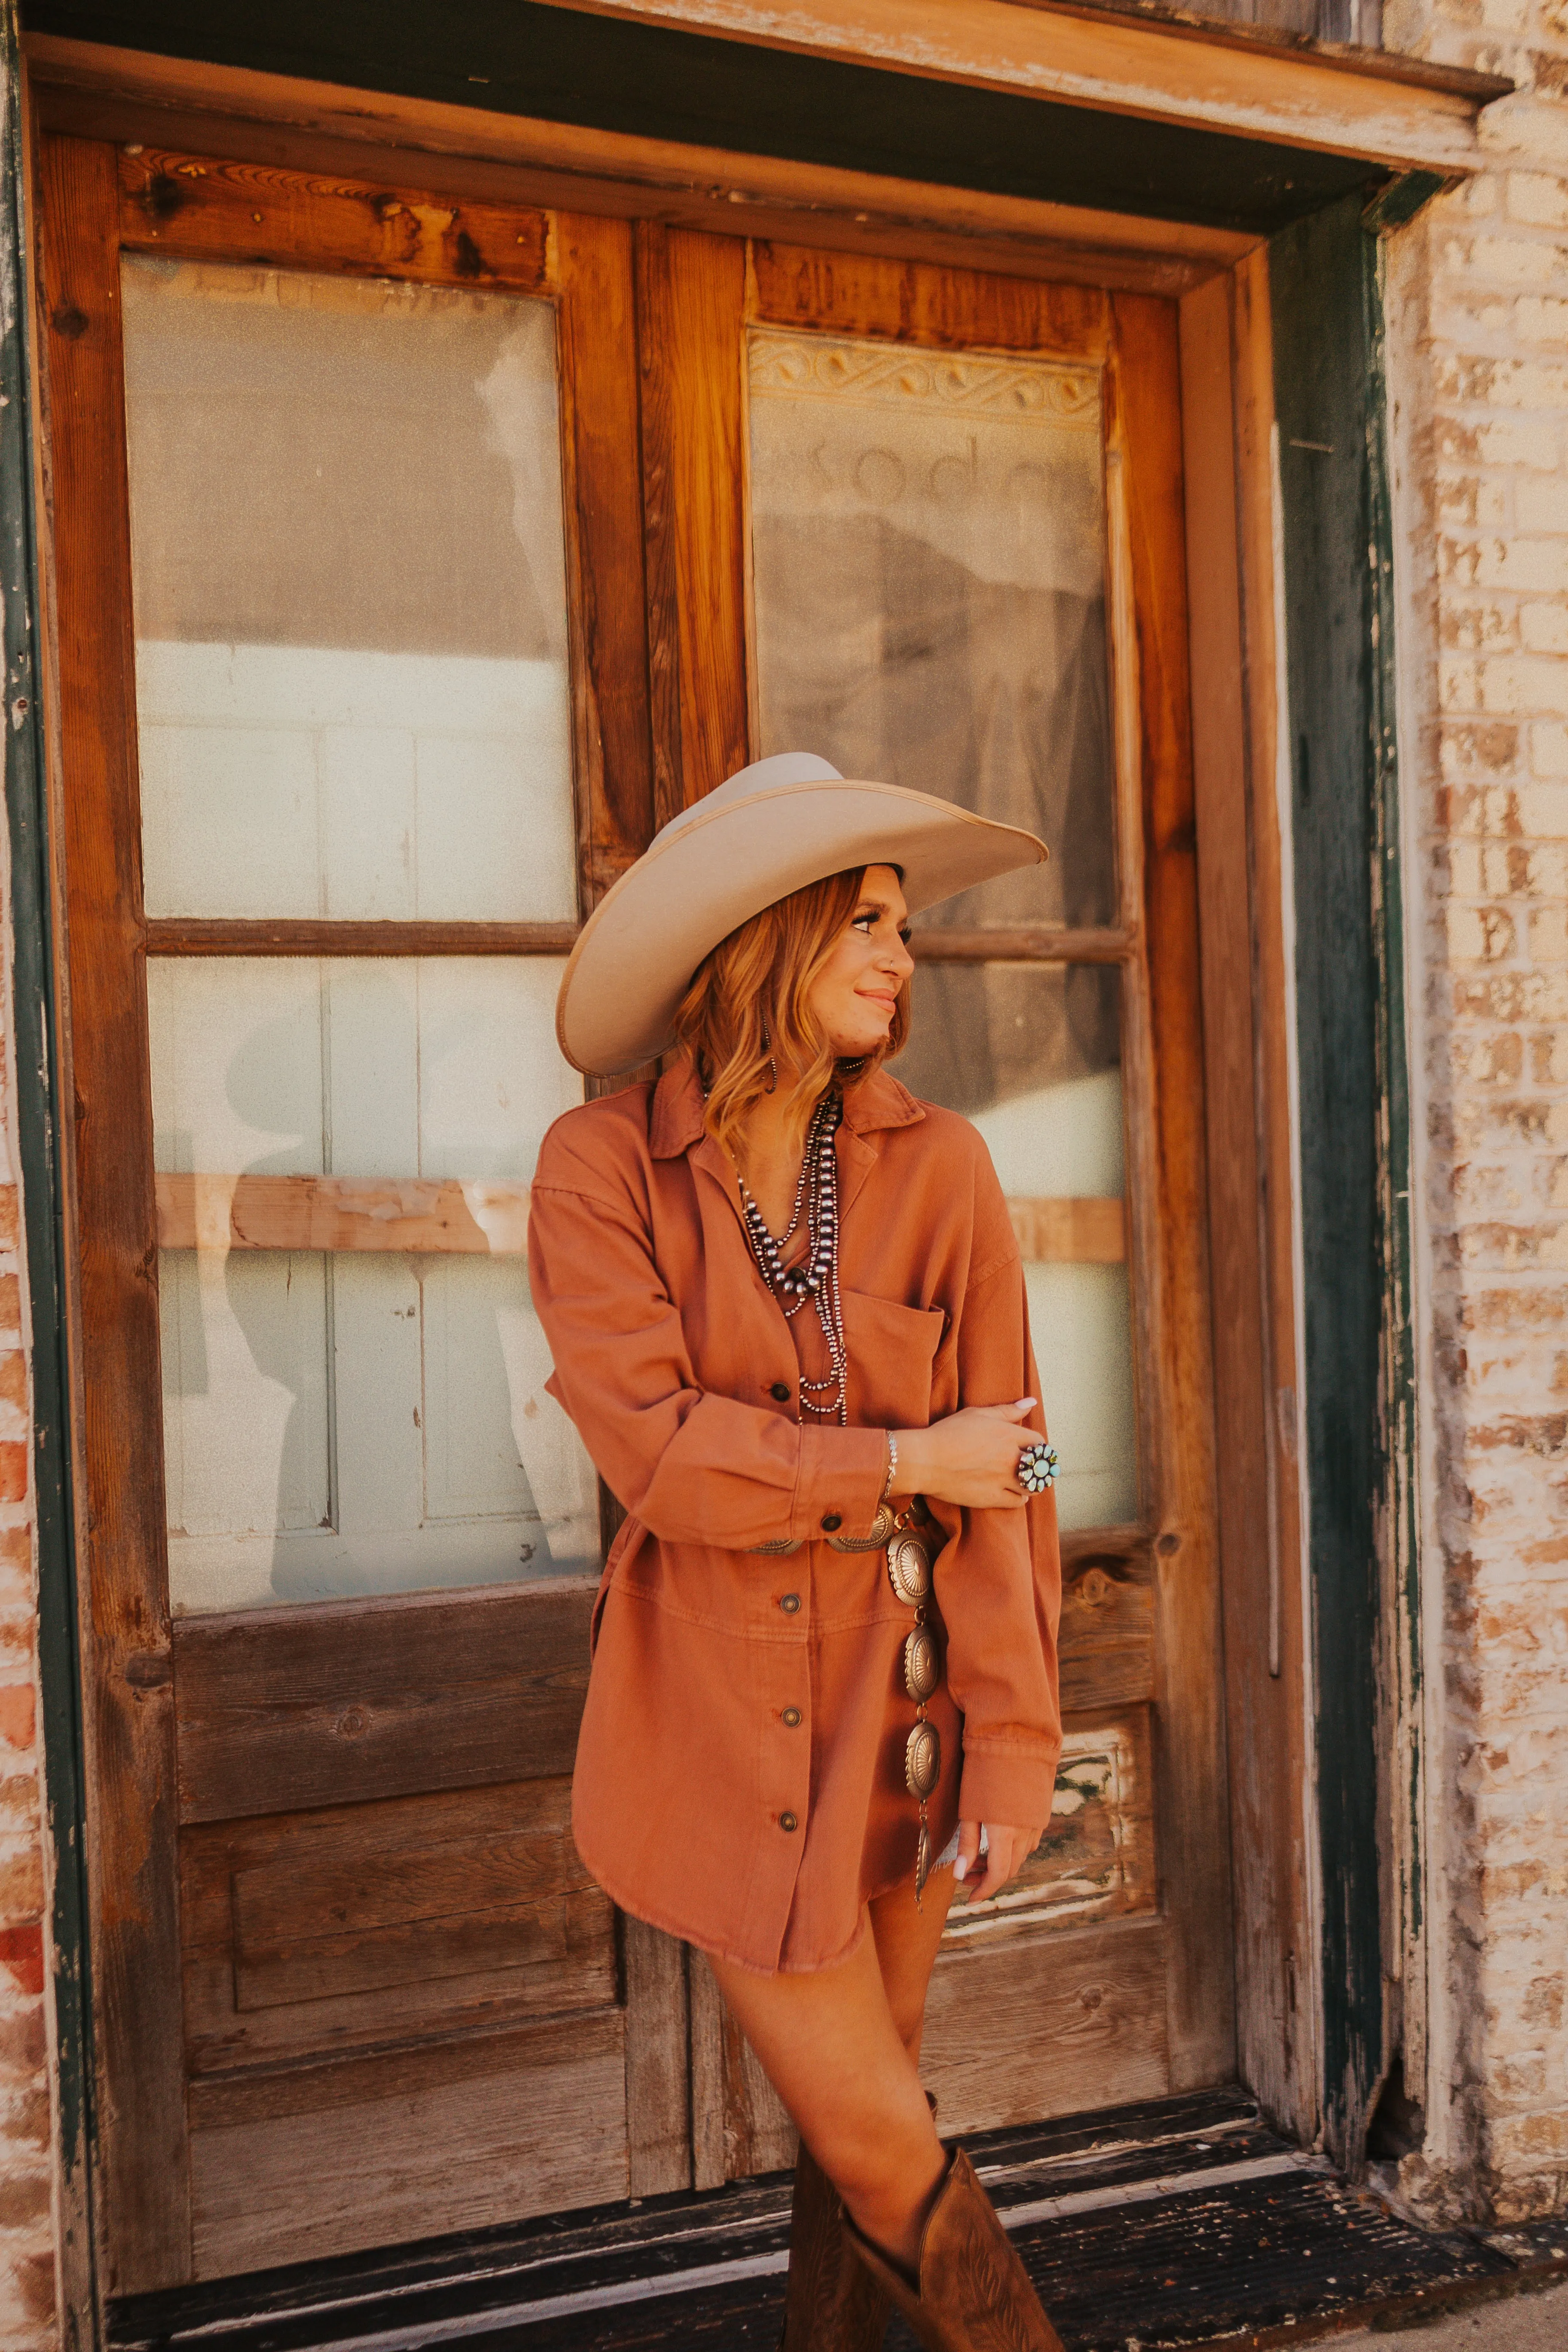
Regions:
[[729, 1068, 821, 1238]]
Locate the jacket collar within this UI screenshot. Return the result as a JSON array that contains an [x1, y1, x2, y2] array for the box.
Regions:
[[649, 1056, 925, 1161]]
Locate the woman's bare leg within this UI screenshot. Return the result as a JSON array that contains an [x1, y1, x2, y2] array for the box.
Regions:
[[710, 1865, 956, 2272]]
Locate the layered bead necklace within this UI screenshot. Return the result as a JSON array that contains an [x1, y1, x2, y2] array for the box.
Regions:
[[736, 1090, 848, 1425]]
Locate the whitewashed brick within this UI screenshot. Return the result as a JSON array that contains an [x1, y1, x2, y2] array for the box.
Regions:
[[1529, 729, 1568, 781], [1474, 656, 1568, 714], [1507, 172, 1568, 226], [1517, 293, 1568, 339], [1522, 600, 1568, 652]]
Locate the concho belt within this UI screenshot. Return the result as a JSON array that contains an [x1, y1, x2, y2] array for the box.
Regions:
[[884, 1504, 943, 1902]]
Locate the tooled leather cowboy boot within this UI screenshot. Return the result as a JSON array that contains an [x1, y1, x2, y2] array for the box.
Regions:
[[778, 2135, 891, 2350], [843, 2147, 1065, 2352]]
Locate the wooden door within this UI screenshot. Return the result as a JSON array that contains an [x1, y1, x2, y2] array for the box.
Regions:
[[37, 138, 687, 2290], [638, 228, 1234, 2176]]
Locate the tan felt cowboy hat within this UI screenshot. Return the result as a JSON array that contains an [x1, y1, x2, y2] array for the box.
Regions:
[[556, 753, 1049, 1077]]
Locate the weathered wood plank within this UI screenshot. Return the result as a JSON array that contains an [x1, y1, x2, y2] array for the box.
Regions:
[[181, 1779, 616, 2072], [1008, 1197, 1126, 1266], [232, 1816, 609, 2012], [624, 1919, 692, 2198], [39, 130, 192, 2292], [1059, 1532, 1154, 1713], [637, 224, 749, 818], [144, 918, 579, 956], [187, 2014, 628, 2278], [156, 1173, 532, 1255], [118, 145, 550, 289], [556, 211, 658, 903], [942, 1706, 1157, 1945], [1226, 244, 1314, 2143], [749, 242, 1111, 361], [1181, 263, 1313, 2143], [922, 1916, 1170, 2133], [156, 1172, 1118, 1264], [172, 1583, 595, 1822], [910, 926, 1130, 964], [1109, 288, 1234, 2092]]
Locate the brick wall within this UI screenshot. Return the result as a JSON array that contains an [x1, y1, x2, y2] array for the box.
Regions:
[[0, 935, 58, 2336], [1384, 0, 1568, 2224]]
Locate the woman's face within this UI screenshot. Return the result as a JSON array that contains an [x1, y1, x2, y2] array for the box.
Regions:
[[806, 865, 915, 1060]]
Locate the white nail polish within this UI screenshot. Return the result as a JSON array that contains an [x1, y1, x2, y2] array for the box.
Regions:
[[952, 1857, 968, 1881]]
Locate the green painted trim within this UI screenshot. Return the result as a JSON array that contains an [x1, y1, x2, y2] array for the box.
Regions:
[[1271, 192, 1418, 2168], [0, 3, 101, 2335], [1364, 227, 1424, 1975], [1362, 169, 1450, 233]]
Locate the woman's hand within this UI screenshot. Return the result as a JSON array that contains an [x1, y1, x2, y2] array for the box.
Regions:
[[891, 1400, 1037, 1510], [951, 1821, 1044, 1904]]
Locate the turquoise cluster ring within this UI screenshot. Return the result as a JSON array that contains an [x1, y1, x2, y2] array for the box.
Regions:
[[1017, 1442, 1059, 1494]]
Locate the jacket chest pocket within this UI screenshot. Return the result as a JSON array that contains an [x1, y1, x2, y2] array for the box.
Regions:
[[842, 1291, 947, 1429]]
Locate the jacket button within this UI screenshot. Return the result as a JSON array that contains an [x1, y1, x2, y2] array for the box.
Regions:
[[780, 1811, 799, 1832], [769, 1381, 792, 1402], [782, 1706, 802, 1727], [780, 1592, 801, 1614], [821, 1513, 843, 1533]]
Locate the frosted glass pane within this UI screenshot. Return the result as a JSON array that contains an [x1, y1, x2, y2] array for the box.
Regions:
[[897, 963, 1136, 1528], [150, 956, 599, 1614], [1023, 1264, 1137, 1531], [748, 328, 1114, 930], [898, 964, 1123, 1196], [122, 257, 576, 921]]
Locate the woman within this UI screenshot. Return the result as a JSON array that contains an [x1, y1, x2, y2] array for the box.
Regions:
[[529, 753, 1066, 2352]]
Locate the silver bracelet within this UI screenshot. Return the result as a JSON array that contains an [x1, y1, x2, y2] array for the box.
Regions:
[[879, 1431, 898, 1507]]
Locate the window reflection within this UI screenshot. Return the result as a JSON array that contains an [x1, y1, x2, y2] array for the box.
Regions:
[[149, 959, 597, 1613], [748, 328, 1115, 931], [896, 965, 1136, 1530]]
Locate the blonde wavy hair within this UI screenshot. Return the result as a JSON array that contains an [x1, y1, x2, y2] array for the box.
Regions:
[[672, 866, 910, 1164]]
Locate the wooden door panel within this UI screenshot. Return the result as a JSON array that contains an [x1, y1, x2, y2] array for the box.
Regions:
[[172, 1586, 594, 1821], [43, 119, 670, 2288], [187, 2012, 627, 2278], [183, 1779, 613, 2070], [922, 1918, 1171, 2131], [652, 226, 1230, 2174]]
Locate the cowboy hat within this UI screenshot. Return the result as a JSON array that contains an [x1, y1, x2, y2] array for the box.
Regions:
[[555, 753, 1049, 1077]]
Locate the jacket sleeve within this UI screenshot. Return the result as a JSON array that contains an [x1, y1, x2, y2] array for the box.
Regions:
[[933, 1247, 1064, 1832], [527, 1173, 887, 1551]]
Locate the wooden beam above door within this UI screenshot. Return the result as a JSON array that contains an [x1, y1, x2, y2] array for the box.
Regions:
[[527, 0, 1510, 172], [24, 34, 1260, 295]]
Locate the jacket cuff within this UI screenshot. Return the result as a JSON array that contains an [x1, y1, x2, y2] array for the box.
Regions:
[[956, 1744, 1059, 1832], [791, 1425, 889, 1545]]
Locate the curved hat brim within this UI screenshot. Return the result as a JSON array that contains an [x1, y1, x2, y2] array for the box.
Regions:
[[556, 777, 1048, 1077]]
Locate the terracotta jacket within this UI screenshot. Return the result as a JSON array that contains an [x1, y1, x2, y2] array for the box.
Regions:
[[528, 1058, 1062, 1975]]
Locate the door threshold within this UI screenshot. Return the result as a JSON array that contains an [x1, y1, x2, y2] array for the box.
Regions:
[[109, 2088, 1568, 2352]]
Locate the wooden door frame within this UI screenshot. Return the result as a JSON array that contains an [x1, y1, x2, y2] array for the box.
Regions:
[[8, 25, 1438, 2331]]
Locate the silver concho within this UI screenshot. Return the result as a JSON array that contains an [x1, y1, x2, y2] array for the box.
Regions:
[[828, 1501, 896, 1554], [886, 1530, 932, 1607], [903, 1623, 940, 1703], [904, 1718, 941, 1799]]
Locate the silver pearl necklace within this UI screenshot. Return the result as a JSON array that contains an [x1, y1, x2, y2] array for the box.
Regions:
[[736, 1093, 848, 1425]]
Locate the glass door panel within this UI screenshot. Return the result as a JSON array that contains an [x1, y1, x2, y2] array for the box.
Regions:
[[747, 326, 1117, 932], [149, 957, 594, 1612], [898, 963, 1136, 1531], [122, 255, 601, 1614], [121, 255, 578, 920]]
